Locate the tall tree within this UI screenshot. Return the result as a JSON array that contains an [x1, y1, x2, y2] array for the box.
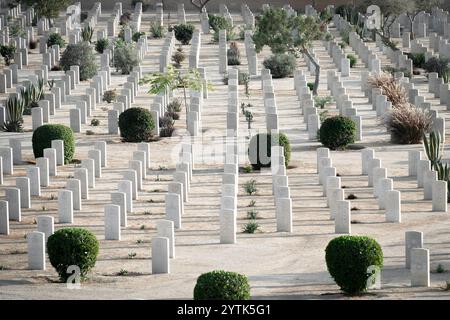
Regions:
[[190, 0, 213, 12], [18, 0, 72, 19], [252, 7, 330, 95]]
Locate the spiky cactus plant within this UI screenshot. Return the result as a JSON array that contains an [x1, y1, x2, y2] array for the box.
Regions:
[[423, 131, 443, 171]]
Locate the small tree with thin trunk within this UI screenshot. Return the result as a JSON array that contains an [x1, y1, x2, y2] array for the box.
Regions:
[[252, 8, 331, 95], [140, 66, 213, 125], [190, 0, 213, 12]]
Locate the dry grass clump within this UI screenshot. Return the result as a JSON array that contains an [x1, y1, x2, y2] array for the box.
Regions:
[[381, 103, 432, 144], [369, 72, 432, 144], [367, 72, 408, 107]]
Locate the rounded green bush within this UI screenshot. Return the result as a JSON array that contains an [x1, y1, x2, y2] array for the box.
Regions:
[[47, 228, 99, 282], [118, 107, 155, 142], [248, 133, 291, 170], [60, 42, 98, 81], [319, 116, 356, 150], [325, 235, 383, 295], [32, 124, 75, 164], [47, 33, 66, 48], [262, 54, 296, 78], [193, 270, 251, 300], [95, 38, 109, 54], [172, 24, 195, 45], [347, 54, 357, 68]]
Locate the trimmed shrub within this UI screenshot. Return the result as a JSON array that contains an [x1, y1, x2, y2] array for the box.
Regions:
[[60, 42, 97, 81], [46, 33, 66, 48], [262, 54, 296, 78], [47, 228, 99, 282], [132, 31, 146, 42], [113, 40, 139, 75], [95, 38, 109, 54], [319, 116, 355, 150], [32, 124, 75, 164], [347, 54, 356, 68], [325, 235, 383, 295], [118, 107, 155, 142], [193, 270, 251, 300], [248, 133, 291, 170], [172, 24, 195, 45]]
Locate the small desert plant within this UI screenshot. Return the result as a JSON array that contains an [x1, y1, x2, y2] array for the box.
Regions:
[[243, 165, 253, 173], [0, 44, 15, 66], [307, 82, 314, 91], [47, 33, 66, 48], [243, 221, 260, 233], [159, 115, 175, 137], [244, 179, 257, 195], [319, 116, 356, 150], [166, 99, 181, 120], [423, 131, 443, 171], [172, 24, 195, 45], [103, 90, 117, 103], [244, 110, 253, 129], [172, 46, 185, 68], [1, 96, 25, 132], [95, 38, 109, 54], [85, 130, 94, 135], [90, 119, 100, 126], [347, 194, 357, 200], [347, 54, 357, 68], [247, 200, 256, 207], [262, 54, 296, 78], [437, 264, 445, 273], [150, 22, 165, 38], [246, 210, 258, 219], [81, 25, 94, 43], [118, 269, 128, 276], [314, 96, 333, 109], [127, 252, 137, 259], [120, 12, 132, 26], [409, 53, 425, 68], [227, 42, 241, 66]]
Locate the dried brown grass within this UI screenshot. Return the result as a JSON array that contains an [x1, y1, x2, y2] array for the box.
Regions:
[[367, 72, 408, 107]]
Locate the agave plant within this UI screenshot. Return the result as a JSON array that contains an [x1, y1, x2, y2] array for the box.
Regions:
[[1, 96, 25, 132], [423, 131, 443, 171], [81, 25, 94, 43], [22, 79, 44, 115]]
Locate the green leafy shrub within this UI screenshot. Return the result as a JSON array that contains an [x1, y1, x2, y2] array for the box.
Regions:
[[95, 38, 109, 54], [172, 24, 195, 45], [409, 53, 425, 68], [47, 33, 66, 48], [193, 270, 251, 300], [347, 54, 357, 68], [248, 133, 291, 170], [32, 124, 75, 164], [263, 54, 296, 78], [132, 31, 145, 42], [118, 107, 155, 142], [171, 46, 186, 68], [227, 42, 241, 65], [90, 118, 100, 126], [319, 116, 355, 150], [307, 82, 314, 91], [209, 14, 235, 42], [47, 228, 99, 282], [325, 235, 383, 295], [0, 44, 15, 65], [113, 40, 139, 75], [424, 57, 450, 82], [60, 42, 97, 81], [243, 221, 260, 233], [314, 96, 333, 109]]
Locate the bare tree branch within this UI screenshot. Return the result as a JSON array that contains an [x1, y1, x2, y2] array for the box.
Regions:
[[190, 0, 213, 12]]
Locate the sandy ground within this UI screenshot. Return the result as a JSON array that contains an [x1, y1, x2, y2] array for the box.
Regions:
[[1, 10, 450, 300]]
